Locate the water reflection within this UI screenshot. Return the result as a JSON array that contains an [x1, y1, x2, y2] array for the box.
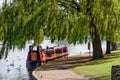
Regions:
[[0, 40, 58, 80], [0, 42, 36, 80], [27, 69, 37, 80]]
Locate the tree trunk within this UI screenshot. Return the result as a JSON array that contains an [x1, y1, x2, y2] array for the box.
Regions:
[[91, 18, 103, 59], [111, 43, 117, 51], [86, 0, 103, 59], [106, 40, 111, 54], [92, 33, 103, 59]]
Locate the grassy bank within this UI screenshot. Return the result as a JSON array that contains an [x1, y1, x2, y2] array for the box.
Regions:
[[74, 50, 120, 80]]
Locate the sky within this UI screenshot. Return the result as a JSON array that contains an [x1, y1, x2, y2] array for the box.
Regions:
[[0, 0, 11, 8], [0, 0, 4, 7]]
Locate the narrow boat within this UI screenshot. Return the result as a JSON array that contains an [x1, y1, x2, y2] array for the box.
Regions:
[[26, 46, 41, 70], [26, 45, 69, 69]]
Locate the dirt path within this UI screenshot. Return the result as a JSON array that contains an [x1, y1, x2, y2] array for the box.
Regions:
[[33, 54, 91, 80]]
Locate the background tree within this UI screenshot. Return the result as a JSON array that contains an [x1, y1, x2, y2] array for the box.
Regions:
[[105, 1, 120, 54]]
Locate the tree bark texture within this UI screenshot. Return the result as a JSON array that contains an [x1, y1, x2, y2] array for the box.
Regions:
[[106, 40, 111, 54], [91, 18, 103, 59], [86, 0, 103, 59], [92, 32, 103, 59]]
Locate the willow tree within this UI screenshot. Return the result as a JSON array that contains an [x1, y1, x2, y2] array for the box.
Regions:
[[106, 14, 120, 54], [0, 0, 119, 59], [42, 0, 119, 59], [0, 0, 45, 59], [105, 1, 120, 54]]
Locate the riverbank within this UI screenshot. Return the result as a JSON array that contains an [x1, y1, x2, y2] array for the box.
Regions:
[[73, 50, 120, 80], [33, 50, 120, 80], [32, 53, 91, 80]]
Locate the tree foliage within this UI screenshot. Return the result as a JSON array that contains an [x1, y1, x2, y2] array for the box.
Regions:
[[0, 0, 119, 59], [105, 0, 120, 42]]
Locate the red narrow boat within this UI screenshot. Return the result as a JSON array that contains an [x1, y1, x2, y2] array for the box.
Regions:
[[26, 45, 69, 69]]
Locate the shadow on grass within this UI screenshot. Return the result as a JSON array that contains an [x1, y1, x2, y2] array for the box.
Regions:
[[82, 51, 120, 66], [37, 56, 91, 71], [37, 57, 112, 71], [36, 50, 120, 71], [34, 51, 120, 80], [104, 52, 120, 59]]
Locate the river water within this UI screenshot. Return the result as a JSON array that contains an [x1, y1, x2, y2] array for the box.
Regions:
[[0, 40, 106, 80]]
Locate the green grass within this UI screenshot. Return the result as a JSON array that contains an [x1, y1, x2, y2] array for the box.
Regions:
[[73, 50, 120, 80]]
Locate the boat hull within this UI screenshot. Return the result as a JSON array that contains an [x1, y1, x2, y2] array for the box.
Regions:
[[26, 46, 69, 69]]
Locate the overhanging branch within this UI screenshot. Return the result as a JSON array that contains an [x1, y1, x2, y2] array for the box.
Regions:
[[57, 0, 81, 12]]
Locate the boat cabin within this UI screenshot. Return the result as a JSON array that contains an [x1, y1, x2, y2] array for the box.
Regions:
[[26, 45, 69, 69]]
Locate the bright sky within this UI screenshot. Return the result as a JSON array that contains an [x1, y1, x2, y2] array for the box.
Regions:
[[0, 0, 4, 7], [0, 0, 11, 8]]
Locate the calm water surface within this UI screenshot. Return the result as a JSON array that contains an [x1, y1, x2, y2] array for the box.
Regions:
[[0, 40, 106, 80]]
